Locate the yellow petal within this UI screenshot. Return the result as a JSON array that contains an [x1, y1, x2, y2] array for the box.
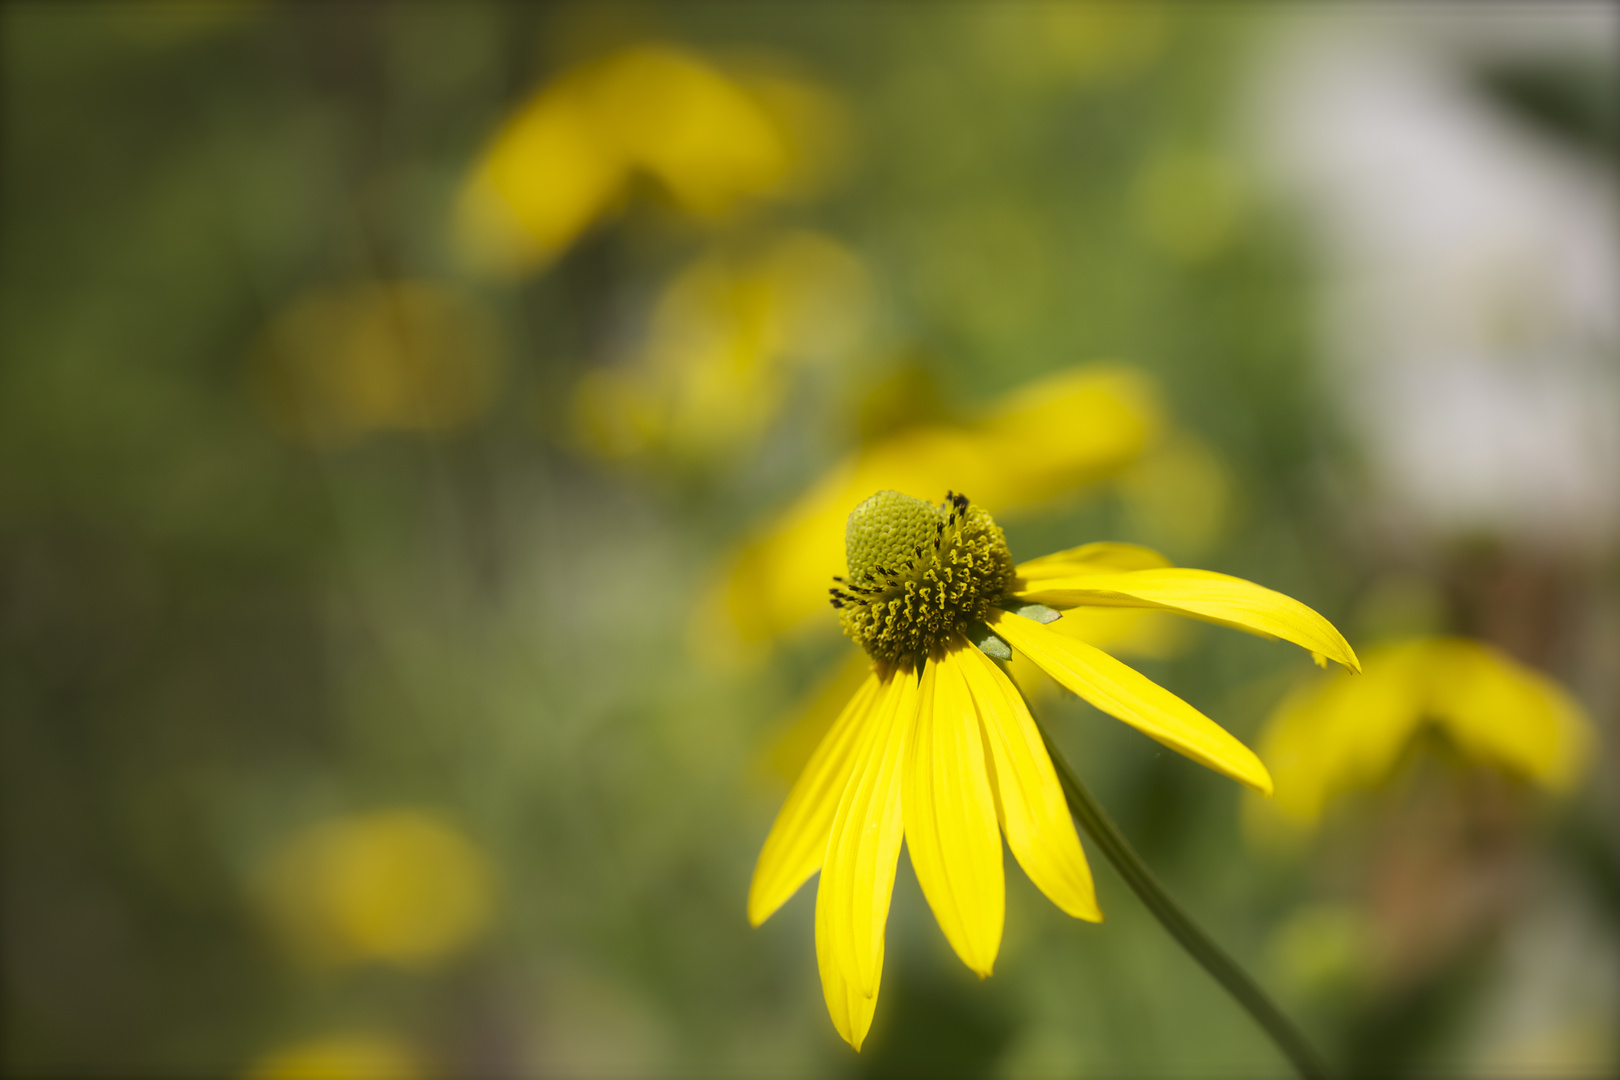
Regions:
[[1252, 643, 1427, 832], [955, 640, 1101, 922], [991, 610, 1273, 795], [903, 650, 1005, 977], [815, 898, 881, 1051], [1016, 567, 1359, 672], [1015, 541, 1172, 582], [816, 668, 917, 1001], [1427, 639, 1594, 792], [1247, 636, 1595, 842], [749, 671, 882, 926]]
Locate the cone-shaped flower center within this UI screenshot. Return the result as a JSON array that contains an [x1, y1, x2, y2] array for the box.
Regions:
[[831, 490, 1015, 663]]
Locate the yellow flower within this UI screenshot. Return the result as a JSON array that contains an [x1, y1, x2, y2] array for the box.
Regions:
[[248, 281, 504, 449], [572, 231, 870, 463], [1251, 636, 1593, 835], [255, 809, 495, 970], [698, 365, 1163, 658], [242, 1034, 422, 1080], [455, 44, 829, 276], [749, 490, 1358, 1049]]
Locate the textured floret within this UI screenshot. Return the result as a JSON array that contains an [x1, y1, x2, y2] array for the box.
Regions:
[[831, 490, 1015, 663]]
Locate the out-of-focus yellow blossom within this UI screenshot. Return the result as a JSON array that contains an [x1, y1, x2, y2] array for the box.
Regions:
[[1132, 145, 1247, 263], [572, 231, 870, 462], [697, 365, 1164, 660], [256, 809, 495, 970], [1250, 637, 1594, 837], [250, 281, 504, 449], [243, 1034, 423, 1080], [455, 44, 834, 276]]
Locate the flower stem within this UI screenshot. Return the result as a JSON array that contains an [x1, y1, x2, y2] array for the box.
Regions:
[[1038, 724, 1332, 1080]]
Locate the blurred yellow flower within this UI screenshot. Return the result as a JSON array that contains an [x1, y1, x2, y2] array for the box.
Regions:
[[250, 281, 504, 449], [243, 1034, 423, 1080], [698, 365, 1164, 658], [256, 809, 495, 970], [1251, 637, 1594, 836], [455, 44, 833, 276], [751, 490, 1358, 1049], [572, 231, 870, 462]]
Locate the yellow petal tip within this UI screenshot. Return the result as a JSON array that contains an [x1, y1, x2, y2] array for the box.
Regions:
[[745, 888, 774, 928]]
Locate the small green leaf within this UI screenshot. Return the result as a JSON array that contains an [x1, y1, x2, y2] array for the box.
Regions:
[[965, 620, 1012, 660], [999, 600, 1060, 624]]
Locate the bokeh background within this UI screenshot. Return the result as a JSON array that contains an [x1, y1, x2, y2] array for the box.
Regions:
[[3, 3, 1617, 1078]]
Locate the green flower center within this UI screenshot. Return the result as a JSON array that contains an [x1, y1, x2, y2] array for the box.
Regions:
[[831, 490, 1015, 663]]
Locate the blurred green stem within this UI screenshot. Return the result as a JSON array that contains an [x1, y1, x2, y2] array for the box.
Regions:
[[1038, 724, 1332, 1080]]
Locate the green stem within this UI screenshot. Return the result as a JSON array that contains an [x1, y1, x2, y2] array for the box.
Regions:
[[1038, 723, 1332, 1080]]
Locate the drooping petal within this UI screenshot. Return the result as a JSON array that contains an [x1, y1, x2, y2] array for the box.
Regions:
[[1014, 567, 1359, 672], [955, 639, 1101, 922], [1015, 541, 1172, 582], [1426, 638, 1593, 793], [749, 671, 882, 926], [991, 610, 1273, 795], [815, 895, 881, 1050], [1251, 642, 1428, 832], [761, 648, 876, 787], [904, 649, 1005, 976], [816, 667, 918, 1004]]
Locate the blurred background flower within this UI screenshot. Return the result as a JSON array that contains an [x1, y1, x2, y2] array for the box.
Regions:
[[454, 43, 837, 277], [2, 4, 1615, 1078], [254, 809, 495, 971], [243, 1034, 424, 1080], [571, 230, 871, 465], [1253, 637, 1592, 836], [250, 281, 505, 448]]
